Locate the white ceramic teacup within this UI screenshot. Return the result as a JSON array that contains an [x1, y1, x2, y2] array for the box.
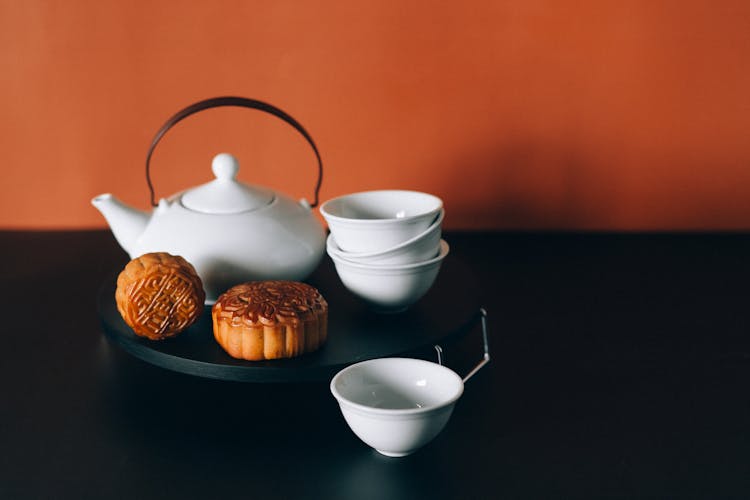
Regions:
[[330, 357, 464, 457], [326, 209, 443, 266], [320, 190, 443, 253], [328, 240, 449, 312]]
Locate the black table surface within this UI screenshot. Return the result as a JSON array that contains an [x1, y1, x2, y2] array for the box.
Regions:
[[2, 230, 750, 499]]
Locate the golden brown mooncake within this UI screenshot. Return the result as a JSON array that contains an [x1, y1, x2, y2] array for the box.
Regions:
[[212, 281, 328, 361], [115, 252, 205, 340]]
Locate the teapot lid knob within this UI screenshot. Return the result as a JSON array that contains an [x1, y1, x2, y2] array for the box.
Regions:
[[212, 153, 239, 180], [181, 152, 273, 214]]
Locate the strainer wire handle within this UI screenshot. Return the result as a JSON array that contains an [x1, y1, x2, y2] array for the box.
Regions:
[[434, 307, 490, 383]]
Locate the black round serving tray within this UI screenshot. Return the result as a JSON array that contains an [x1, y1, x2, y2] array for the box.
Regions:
[[97, 255, 482, 383]]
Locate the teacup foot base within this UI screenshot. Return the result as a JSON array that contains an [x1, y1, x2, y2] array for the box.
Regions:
[[370, 306, 409, 314], [376, 449, 412, 458], [366, 302, 412, 314]]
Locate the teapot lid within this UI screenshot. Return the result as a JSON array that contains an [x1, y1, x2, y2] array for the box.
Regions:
[[181, 153, 273, 214]]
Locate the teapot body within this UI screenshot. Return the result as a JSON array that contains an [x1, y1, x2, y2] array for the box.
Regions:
[[130, 193, 325, 302]]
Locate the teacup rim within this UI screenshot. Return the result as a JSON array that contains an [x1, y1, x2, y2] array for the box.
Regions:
[[320, 190, 443, 224], [330, 357, 464, 417], [326, 208, 444, 259], [328, 239, 449, 271]]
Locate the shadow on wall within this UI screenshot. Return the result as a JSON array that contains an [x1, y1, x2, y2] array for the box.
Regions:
[[441, 140, 617, 230]]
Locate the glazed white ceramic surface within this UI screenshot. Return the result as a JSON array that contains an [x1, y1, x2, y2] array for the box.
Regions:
[[328, 240, 449, 312], [326, 209, 443, 266], [92, 154, 326, 303], [330, 357, 464, 457], [320, 190, 443, 253]]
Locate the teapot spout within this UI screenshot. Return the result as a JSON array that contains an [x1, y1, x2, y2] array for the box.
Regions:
[[91, 193, 149, 256]]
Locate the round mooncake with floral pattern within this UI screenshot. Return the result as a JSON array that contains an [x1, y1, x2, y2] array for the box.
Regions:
[[115, 252, 205, 340], [212, 281, 328, 360]]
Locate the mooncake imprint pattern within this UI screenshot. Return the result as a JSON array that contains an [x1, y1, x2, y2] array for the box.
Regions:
[[212, 281, 328, 360], [116, 253, 205, 340]]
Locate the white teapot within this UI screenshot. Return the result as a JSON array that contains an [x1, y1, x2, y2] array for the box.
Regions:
[[92, 97, 326, 302]]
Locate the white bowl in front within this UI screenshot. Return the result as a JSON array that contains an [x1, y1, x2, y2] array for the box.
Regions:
[[330, 357, 464, 457]]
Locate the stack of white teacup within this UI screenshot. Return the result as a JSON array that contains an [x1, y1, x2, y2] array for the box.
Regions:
[[320, 190, 448, 312]]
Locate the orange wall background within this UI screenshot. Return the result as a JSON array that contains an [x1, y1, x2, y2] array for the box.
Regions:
[[1, 0, 749, 230]]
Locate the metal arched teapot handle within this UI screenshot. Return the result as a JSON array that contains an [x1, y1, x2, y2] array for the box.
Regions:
[[145, 96, 324, 208]]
